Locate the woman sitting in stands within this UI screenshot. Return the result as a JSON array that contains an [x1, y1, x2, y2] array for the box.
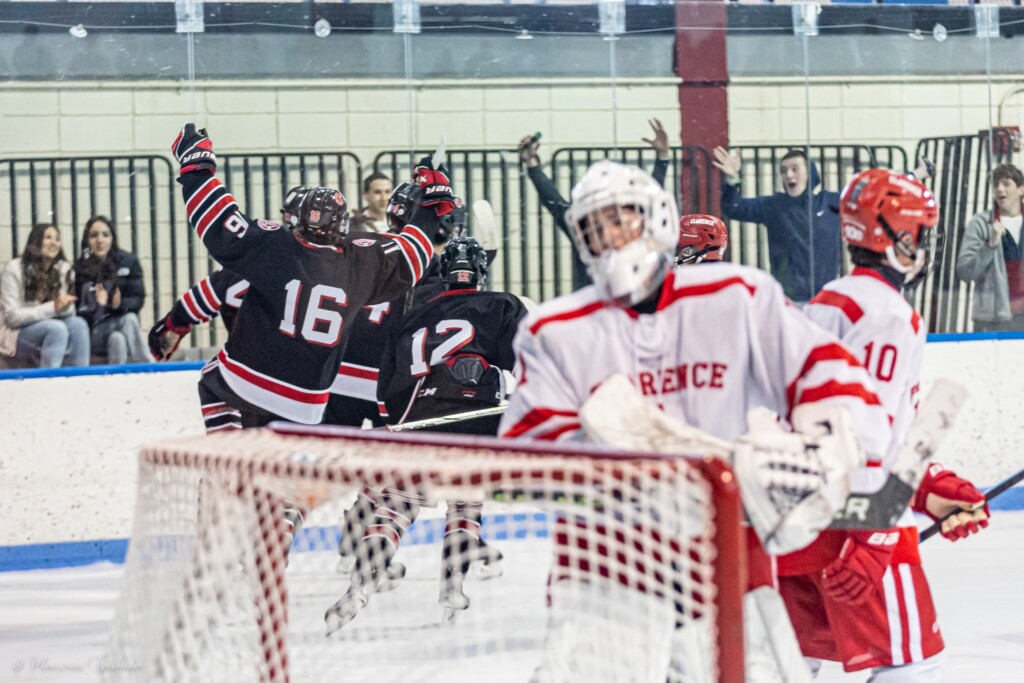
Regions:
[[73, 216, 149, 364], [0, 223, 90, 368]]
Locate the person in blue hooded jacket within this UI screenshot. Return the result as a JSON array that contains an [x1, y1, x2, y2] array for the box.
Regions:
[[713, 147, 841, 303]]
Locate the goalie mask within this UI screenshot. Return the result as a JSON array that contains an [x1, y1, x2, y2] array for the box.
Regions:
[[677, 214, 728, 265], [297, 187, 350, 246], [440, 236, 487, 289], [840, 168, 939, 287], [566, 160, 679, 305]]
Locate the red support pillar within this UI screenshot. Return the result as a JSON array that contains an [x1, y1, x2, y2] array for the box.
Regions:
[[675, 0, 730, 215]]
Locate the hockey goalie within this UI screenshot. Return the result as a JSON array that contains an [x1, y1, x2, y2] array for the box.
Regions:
[[498, 160, 895, 683]]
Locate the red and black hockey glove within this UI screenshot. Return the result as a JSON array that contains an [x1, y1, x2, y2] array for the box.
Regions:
[[148, 314, 191, 361], [172, 123, 217, 176], [821, 529, 898, 605], [413, 155, 455, 216], [913, 463, 990, 542]]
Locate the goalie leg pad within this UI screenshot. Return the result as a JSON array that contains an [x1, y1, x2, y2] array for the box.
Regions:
[[744, 587, 813, 683], [531, 581, 676, 683]]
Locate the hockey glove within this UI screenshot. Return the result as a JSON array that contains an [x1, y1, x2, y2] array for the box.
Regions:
[[148, 314, 191, 361], [821, 529, 898, 605], [913, 463, 989, 542], [414, 155, 455, 216], [172, 123, 217, 176]]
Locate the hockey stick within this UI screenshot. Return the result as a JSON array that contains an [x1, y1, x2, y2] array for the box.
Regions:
[[471, 199, 501, 252], [827, 378, 968, 530], [579, 374, 967, 534], [919, 466, 1024, 542], [382, 405, 507, 432]]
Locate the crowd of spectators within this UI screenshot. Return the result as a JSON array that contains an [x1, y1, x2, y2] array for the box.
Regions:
[[1, 136, 1019, 372]]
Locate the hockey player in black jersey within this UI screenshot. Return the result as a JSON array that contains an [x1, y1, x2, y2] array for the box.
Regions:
[[326, 237, 527, 632], [378, 236, 526, 433], [171, 124, 451, 427], [148, 186, 308, 432]]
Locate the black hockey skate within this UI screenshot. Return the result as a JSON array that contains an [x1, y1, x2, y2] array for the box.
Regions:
[[325, 535, 398, 634], [438, 531, 504, 624]]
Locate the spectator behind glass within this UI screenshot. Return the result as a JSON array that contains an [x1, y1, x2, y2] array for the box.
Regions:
[[0, 223, 90, 368], [73, 216, 149, 364], [713, 147, 842, 303], [349, 172, 393, 234], [956, 163, 1024, 332], [519, 120, 671, 292]]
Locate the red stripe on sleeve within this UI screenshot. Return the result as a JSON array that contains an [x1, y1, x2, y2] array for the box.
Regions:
[[808, 290, 864, 325], [186, 177, 220, 218], [182, 290, 208, 322], [199, 277, 222, 310], [796, 380, 882, 408], [401, 225, 433, 260], [392, 235, 424, 282], [196, 195, 237, 239], [786, 343, 863, 410], [910, 311, 921, 334]]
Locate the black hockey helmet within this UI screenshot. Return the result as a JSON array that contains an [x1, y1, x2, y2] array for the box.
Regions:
[[385, 181, 419, 232], [440, 236, 488, 289], [280, 185, 308, 226], [297, 187, 350, 246], [434, 197, 468, 246]]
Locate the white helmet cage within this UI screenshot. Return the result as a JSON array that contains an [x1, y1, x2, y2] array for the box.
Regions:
[[566, 160, 680, 305]]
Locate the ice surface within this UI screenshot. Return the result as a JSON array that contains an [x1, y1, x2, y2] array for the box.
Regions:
[[0, 512, 1021, 683]]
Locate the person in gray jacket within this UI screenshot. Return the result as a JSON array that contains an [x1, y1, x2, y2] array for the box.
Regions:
[[0, 223, 90, 368], [956, 163, 1024, 332]]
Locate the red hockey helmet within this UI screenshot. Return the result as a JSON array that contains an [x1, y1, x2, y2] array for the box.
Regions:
[[677, 214, 728, 265], [840, 168, 938, 284]]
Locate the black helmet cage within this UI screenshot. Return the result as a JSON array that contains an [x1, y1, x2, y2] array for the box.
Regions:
[[440, 236, 488, 289]]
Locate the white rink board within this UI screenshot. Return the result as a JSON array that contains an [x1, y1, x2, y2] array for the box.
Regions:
[[0, 337, 1022, 548]]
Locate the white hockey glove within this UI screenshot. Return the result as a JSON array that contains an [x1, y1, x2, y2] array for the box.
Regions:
[[734, 404, 865, 555]]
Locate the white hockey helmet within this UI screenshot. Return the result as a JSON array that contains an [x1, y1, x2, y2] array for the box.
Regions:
[[566, 160, 679, 305]]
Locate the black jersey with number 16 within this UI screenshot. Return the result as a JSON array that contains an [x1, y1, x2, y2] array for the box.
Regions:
[[179, 170, 437, 423]]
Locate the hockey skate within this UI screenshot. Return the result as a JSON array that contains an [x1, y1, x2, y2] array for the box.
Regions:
[[324, 536, 399, 633], [438, 532, 504, 623]]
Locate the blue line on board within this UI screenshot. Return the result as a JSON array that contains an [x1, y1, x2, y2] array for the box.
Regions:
[[1, 333, 1022, 380], [0, 360, 204, 381], [2, 497, 1022, 573]]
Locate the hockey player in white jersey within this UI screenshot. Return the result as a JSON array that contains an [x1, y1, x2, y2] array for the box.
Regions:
[[498, 160, 892, 683], [780, 168, 990, 682]]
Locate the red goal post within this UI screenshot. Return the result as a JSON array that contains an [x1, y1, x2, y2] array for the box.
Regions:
[[104, 425, 745, 683]]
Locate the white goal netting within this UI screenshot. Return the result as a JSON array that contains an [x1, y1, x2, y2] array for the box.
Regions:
[[103, 425, 744, 683]]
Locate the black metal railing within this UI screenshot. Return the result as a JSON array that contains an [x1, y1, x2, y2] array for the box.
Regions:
[[3, 138, 1011, 346], [913, 130, 1017, 333], [725, 145, 908, 274], [1, 152, 362, 349]]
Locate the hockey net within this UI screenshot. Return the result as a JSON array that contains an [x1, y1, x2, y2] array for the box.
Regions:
[[103, 425, 745, 683]]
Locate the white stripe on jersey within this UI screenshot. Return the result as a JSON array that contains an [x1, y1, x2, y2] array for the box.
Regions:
[[882, 567, 905, 666], [900, 563, 925, 662]]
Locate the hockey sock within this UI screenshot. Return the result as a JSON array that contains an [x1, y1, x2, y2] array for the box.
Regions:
[[352, 490, 420, 590], [337, 487, 378, 560]]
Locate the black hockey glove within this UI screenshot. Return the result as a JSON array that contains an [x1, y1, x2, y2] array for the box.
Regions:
[[414, 155, 455, 216], [149, 313, 191, 361], [172, 123, 217, 176]]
